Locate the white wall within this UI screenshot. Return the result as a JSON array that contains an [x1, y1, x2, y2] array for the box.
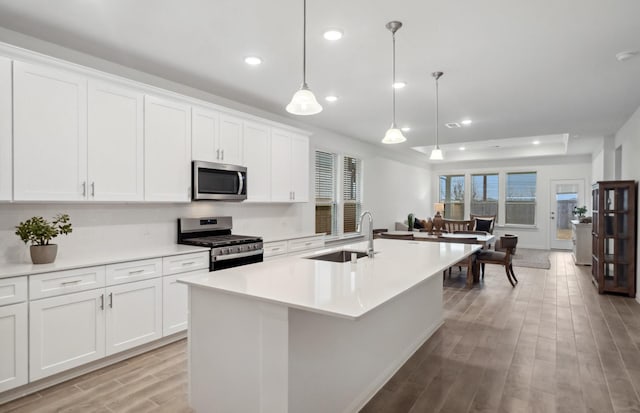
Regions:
[[430, 155, 592, 249], [591, 136, 615, 183], [614, 104, 640, 302]]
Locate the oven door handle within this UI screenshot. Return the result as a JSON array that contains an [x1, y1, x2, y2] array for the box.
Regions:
[[213, 249, 263, 261], [237, 171, 244, 195]]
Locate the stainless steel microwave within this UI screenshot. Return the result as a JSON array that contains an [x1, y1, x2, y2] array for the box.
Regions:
[[192, 161, 247, 201]]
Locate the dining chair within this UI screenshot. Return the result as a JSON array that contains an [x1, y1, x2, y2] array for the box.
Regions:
[[440, 236, 478, 285], [476, 235, 518, 287], [443, 219, 473, 234]]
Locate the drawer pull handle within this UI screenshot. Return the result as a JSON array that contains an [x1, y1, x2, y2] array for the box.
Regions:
[[128, 269, 146, 275], [61, 279, 83, 286], [305, 242, 312, 246], [272, 247, 280, 251], [181, 261, 196, 266]]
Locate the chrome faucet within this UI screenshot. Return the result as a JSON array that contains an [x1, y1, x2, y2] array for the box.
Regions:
[[357, 210, 375, 258]]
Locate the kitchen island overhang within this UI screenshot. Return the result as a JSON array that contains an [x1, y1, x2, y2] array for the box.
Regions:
[[179, 239, 481, 413]]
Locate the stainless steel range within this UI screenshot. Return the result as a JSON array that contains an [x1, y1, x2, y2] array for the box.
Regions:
[[177, 217, 263, 271]]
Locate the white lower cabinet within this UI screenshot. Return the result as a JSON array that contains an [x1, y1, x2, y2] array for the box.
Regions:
[[29, 289, 106, 381], [162, 272, 196, 336], [0, 302, 28, 392], [106, 278, 162, 356]]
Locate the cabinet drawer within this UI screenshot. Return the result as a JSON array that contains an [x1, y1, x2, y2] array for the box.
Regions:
[[263, 241, 288, 258], [0, 276, 28, 306], [162, 252, 209, 275], [288, 236, 325, 253], [30, 266, 106, 300], [106, 258, 162, 286]]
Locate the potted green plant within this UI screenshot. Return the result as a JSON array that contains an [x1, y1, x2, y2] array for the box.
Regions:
[[407, 213, 415, 231], [573, 206, 588, 218], [15, 214, 72, 264]]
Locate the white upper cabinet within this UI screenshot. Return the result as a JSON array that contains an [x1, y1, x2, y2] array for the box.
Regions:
[[0, 57, 10, 201], [270, 128, 310, 203], [144, 95, 192, 202], [192, 106, 219, 163], [290, 134, 309, 202], [13, 61, 88, 201], [218, 114, 244, 165], [243, 121, 271, 202], [88, 81, 144, 201]]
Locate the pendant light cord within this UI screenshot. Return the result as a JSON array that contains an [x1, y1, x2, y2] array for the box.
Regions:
[[435, 75, 439, 148], [391, 31, 396, 127], [302, 0, 307, 87]]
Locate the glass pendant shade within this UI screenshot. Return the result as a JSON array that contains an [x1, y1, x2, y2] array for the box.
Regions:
[[382, 126, 406, 144], [429, 147, 443, 160], [286, 85, 322, 115]]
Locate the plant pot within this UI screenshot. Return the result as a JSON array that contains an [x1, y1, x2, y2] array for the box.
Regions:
[[30, 244, 58, 264]]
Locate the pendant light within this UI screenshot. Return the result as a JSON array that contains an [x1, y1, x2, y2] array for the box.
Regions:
[[286, 0, 322, 116], [429, 71, 444, 160], [382, 21, 406, 144]]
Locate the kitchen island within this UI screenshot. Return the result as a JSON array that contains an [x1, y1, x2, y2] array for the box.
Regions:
[[179, 238, 480, 413]]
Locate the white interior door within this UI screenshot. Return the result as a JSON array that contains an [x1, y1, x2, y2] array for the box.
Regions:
[[550, 179, 585, 249]]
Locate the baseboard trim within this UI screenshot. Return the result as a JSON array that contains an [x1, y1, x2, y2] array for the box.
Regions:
[[0, 331, 186, 405]]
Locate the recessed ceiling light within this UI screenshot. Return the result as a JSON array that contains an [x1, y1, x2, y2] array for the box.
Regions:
[[325, 95, 338, 102], [323, 29, 343, 41], [401, 127, 411, 132], [244, 56, 262, 66], [616, 50, 639, 62], [461, 119, 472, 126], [459, 146, 466, 151], [392, 81, 406, 89], [533, 140, 541, 145]]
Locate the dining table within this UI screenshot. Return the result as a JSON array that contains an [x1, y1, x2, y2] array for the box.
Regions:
[[379, 230, 496, 287]]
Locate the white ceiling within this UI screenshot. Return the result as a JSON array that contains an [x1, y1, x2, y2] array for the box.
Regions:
[[0, 0, 638, 162]]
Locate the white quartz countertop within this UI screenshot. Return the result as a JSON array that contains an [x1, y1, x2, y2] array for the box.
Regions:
[[262, 233, 324, 243], [179, 239, 480, 320], [0, 244, 210, 279]]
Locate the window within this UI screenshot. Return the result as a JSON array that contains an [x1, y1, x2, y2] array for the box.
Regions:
[[506, 172, 537, 225], [342, 156, 362, 233], [439, 175, 465, 219], [315, 151, 337, 235], [471, 173, 499, 217]]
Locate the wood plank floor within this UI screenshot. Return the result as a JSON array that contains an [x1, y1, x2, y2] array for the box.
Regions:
[[3, 251, 640, 413]]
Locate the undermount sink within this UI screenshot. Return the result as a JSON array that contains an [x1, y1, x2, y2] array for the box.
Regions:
[[307, 250, 369, 263]]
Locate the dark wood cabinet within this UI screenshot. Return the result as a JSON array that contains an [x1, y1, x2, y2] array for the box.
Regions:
[[591, 180, 637, 297]]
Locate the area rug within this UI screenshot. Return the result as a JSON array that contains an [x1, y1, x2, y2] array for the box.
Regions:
[[511, 248, 551, 269]]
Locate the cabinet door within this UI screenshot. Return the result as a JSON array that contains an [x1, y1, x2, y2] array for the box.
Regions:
[[13, 61, 88, 201], [270, 129, 292, 202], [192, 106, 219, 162], [144, 95, 191, 202], [88, 81, 144, 201], [290, 134, 309, 202], [105, 278, 162, 355], [0, 302, 28, 392], [243, 121, 271, 202], [218, 114, 243, 165], [0, 57, 11, 201], [30, 289, 105, 380], [162, 272, 205, 336]]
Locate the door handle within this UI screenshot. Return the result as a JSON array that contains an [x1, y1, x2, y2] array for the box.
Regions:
[[109, 292, 113, 308], [221, 149, 224, 160], [216, 149, 220, 160], [91, 182, 95, 197], [99, 294, 104, 310], [237, 171, 244, 195], [82, 182, 86, 197]]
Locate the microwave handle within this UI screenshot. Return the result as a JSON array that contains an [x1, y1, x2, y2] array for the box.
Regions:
[[237, 171, 244, 195]]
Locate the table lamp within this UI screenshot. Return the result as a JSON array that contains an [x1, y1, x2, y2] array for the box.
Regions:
[[433, 203, 445, 233]]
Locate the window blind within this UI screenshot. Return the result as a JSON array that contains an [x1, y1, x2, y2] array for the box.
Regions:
[[439, 175, 465, 219], [471, 173, 499, 217], [315, 151, 336, 235], [343, 156, 362, 233], [506, 172, 537, 224]]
